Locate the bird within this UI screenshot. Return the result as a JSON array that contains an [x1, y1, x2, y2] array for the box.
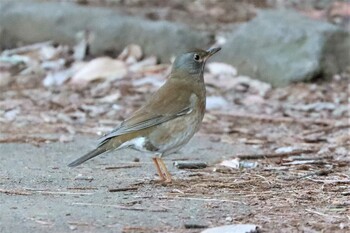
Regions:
[[68, 47, 221, 182]]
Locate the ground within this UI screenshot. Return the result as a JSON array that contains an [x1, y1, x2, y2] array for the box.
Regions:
[[1, 134, 348, 233]]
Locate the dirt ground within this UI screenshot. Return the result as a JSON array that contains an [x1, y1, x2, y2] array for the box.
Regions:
[[0, 133, 348, 233]]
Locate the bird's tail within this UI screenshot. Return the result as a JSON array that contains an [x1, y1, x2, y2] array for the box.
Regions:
[[68, 147, 108, 167]]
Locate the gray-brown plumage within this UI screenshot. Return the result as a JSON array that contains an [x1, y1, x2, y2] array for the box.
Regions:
[[68, 47, 221, 182]]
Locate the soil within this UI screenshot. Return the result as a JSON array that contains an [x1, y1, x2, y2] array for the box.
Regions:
[[1, 134, 348, 233]]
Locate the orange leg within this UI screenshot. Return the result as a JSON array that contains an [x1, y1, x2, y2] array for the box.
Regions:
[[152, 157, 165, 181], [156, 157, 172, 183]]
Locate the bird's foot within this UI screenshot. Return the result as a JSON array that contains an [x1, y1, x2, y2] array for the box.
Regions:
[[152, 157, 172, 183]]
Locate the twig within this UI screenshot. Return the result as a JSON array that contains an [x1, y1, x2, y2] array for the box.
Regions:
[[282, 160, 327, 165], [35, 191, 94, 195], [67, 187, 98, 190], [299, 169, 333, 179], [284, 169, 334, 181], [213, 111, 338, 126], [288, 155, 333, 161], [28, 217, 54, 226], [184, 223, 208, 229], [161, 196, 244, 204], [108, 187, 138, 192], [305, 209, 330, 217], [302, 124, 350, 135], [0, 135, 59, 146], [72, 202, 168, 212], [105, 164, 141, 170], [67, 221, 94, 227], [236, 149, 318, 160], [0, 188, 32, 195], [305, 209, 342, 219], [122, 226, 166, 233], [174, 161, 207, 169], [306, 178, 350, 184]]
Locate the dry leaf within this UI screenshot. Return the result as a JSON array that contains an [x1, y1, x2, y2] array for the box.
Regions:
[[201, 224, 259, 233], [129, 56, 157, 73], [43, 69, 72, 87], [207, 62, 237, 76], [0, 71, 12, 87], [118, 44, 143, 63], [39, 45, 61, 60], [220, 158, 240, 169], [59, 134, 74, 143], [70, 57, 127, 87], [132, 75, 165, 88], [206, 96, 230, 110], [98, 93, 121, 103]]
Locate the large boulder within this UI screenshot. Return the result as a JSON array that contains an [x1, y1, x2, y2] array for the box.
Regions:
[[219, 9, 350, 86], [0, 1, 210, 62]]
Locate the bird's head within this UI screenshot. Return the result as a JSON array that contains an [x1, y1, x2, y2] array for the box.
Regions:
[[171, 47, 221, 76]]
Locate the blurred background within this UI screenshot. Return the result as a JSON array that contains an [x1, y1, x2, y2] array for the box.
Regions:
[[0, 0, 349, 137], [0, 1, 349, 232]]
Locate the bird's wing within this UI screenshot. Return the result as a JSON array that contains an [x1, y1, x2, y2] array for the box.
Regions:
[[98, 79, 197, 145]]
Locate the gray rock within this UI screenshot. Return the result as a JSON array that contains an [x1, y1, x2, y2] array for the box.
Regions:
[[0, 1, 210, 61], [219, 9, 350, 86]]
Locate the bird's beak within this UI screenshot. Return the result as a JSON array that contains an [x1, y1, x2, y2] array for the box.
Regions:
[[206, 47, 221, 57]]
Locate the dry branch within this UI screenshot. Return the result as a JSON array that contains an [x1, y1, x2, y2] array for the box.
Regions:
[[235, 149, 318, 160], [108, 187, 138, 192], [0, 188, 32, 195], [105, 164, 141, 170]]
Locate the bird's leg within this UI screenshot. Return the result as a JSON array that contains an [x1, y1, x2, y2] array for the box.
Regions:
[[152, 157, 165, 181], [156, 157, 172, 183]]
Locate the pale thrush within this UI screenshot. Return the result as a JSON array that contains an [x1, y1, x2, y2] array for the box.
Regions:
[[68, 47, 221, 182]]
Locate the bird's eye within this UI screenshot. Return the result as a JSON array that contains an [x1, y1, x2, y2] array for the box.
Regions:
[[193, 54, 200, 61]]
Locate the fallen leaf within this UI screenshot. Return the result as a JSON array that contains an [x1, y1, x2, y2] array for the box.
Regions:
[[39, 45, 61, 60], [118, 44, 143, 63], [220, 158, 258, 169], [275, 146, 298, 153], [0, 71, 12, 87], [241, 95, 265, 105], [201, 224, 259, 233], [220, 158, 240, 169], [207, 62, 237, 76], [59, 134, 74, 143], [98, 93, 121, 103], [4, 107, 21, 121], [287, 102, 336, 112], [234, 76, 271, 97], [43, 69, 72, 87], [129, 56, 157, 73], [206, 96, 230, 110], [132, 75, 165, 88], [70, 57, 127, 87]]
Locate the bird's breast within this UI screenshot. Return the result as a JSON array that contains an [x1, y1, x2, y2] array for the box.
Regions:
[[147, 108, 203, 154]]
